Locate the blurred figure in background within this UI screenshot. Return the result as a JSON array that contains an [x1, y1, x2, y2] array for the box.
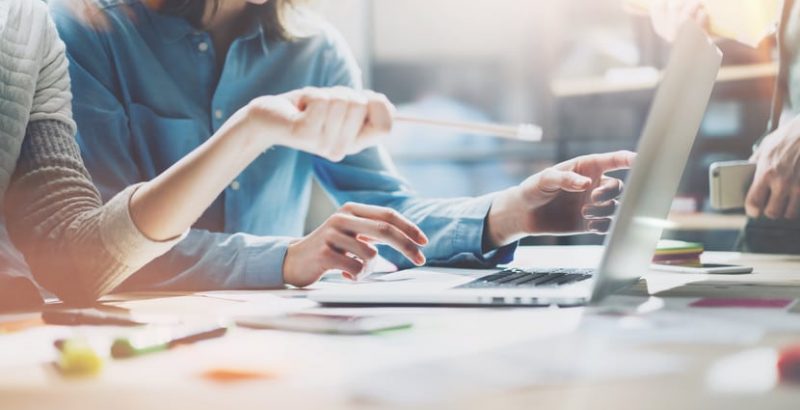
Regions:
[[651, 0, 800, 253]]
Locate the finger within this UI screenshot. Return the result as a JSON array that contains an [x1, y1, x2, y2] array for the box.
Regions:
[[587, 218, 612, 233], [591, 177, 623, 203], [785, 189, 800, 220], [293, 89, 329, 137], [339, 92, 369, 155], [583, 200, 619, 219], [322, 247, 365, 276], [589, 150, 637, 173], [331, 212, 425, 265], [745, 175, 770, 218], [537, 169, 592, 194], [695, 8, 710, 30], [679, 0, 703, 23], [749, 149, 761, 163], [764, 183, 789, 220], [341, 202, 428, 245], [327, 232, 379, 264], [322, 89, 350, 146], [360, 91, 394, 145]]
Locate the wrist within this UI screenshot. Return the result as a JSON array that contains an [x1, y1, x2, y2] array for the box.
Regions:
[[485, 187, 526, 249], [227, 102, 277, 155], [282, 240, 301, 287]]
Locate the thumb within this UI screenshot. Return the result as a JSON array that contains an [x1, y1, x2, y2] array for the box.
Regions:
[[538, 169, 592, 194], [749, 148, 761, 163]]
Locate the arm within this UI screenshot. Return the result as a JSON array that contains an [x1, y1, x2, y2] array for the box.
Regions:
[[51, 7, 427, 293], [308, 29, 514, 269], [313, 28, 632, 269], [48, 4, 295, 294], [3, 5, 182, 304], [5, 7, 300, 302]]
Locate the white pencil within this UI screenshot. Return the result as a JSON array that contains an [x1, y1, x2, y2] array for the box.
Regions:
[[393, 114, 543, 142]]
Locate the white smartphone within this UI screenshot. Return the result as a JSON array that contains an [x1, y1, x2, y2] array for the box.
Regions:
[[236, 313, 413, 335], [709, 160, 756, 211], [651, 263, 753, 274]]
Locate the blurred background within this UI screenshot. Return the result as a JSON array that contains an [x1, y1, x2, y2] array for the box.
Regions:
[[309, 0, 777, 251]]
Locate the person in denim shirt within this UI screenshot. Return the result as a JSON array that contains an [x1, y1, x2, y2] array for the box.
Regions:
[[52, 0, 632, 291]]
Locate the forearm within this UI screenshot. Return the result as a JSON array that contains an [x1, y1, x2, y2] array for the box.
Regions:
[[4, 120, 182, 303], [115, 229, 292, 292], [130, 107, 270, 241]]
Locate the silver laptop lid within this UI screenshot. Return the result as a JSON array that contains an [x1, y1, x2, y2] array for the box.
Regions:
[[590, 22, 722, 302]]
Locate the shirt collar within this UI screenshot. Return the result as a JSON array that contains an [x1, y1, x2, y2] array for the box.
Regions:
[[239, 16, 272, 54], [146, 7, 194, 43], [146, 5, 268, 52]]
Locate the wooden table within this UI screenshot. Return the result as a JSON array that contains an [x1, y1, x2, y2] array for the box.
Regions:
[[2, 246, 800, 410]]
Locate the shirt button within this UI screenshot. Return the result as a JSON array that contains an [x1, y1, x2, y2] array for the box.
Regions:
[[214, 109, 224, 120], [197, 42, 209, 52], [230, 180, 241, 191]]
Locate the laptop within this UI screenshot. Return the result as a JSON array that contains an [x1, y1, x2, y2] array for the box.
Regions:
[[310, 22, 722, 307]]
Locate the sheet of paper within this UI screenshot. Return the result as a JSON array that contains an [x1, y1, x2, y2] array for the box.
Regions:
[[347, 335, 683, 405], [580, 309, 764, 345]]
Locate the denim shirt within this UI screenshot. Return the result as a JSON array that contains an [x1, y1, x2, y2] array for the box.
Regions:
[[50, 0, 515, 291]]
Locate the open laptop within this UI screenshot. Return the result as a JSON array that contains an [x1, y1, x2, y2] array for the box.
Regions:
[[310, 23, 722, 307]]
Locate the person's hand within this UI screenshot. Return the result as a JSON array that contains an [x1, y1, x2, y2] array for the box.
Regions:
[[484, 151, 636, 248], [650, 0, 710, 42], [745, 116, 800, 220], [236, 87, 394, 162], [283, 203, 428, 287]]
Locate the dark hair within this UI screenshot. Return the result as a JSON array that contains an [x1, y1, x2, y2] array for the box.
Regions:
[[158, 0, 312, 41]]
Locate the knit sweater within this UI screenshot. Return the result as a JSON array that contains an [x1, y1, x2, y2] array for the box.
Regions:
[[0, 0, 183, 305]]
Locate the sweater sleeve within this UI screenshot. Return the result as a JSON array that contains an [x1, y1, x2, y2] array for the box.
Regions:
[[28, 0, 75, 131], [4, 120, 185, 304]]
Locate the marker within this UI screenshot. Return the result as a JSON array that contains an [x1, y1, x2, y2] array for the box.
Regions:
[[778, 345, 800, 383], [111, 325, 229, 359]]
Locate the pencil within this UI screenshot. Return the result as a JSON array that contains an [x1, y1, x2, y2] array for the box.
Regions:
[[393, 114, 543, 142]]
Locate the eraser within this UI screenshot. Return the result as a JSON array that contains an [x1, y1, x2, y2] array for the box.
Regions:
[[516, 124, 543, 141], [57, 339, 104, 377]]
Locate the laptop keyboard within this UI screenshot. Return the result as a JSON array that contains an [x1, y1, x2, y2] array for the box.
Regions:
[[456, 268, 595, 289]]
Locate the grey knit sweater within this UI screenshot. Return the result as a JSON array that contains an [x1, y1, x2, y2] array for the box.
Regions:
[[0, 0, 182, 305]]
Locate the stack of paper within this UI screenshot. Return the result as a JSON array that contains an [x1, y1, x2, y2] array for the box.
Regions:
[[652, 239, 704, 266]]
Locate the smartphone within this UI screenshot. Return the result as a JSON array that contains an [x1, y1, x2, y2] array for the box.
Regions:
[[651, 263, 753, 275], [709, 160, 756, 211], [236, 313, 413, 335]]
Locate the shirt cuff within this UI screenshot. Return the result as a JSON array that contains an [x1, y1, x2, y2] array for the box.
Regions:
[[98, 183, 188, 270], [450, 193, 518, 266], [243, 236, 296, 288]]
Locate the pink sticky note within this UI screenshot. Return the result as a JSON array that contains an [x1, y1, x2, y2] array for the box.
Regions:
[[690, 298, 794, 309]]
